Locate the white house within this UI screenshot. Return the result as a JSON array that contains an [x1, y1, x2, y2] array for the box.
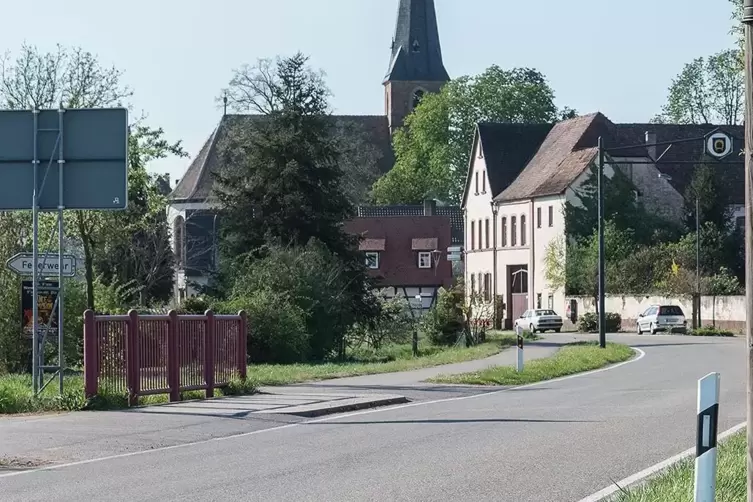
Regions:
[[462, 113, 743, 329]]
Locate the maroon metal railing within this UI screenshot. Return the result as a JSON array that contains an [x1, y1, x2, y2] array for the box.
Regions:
[[84, 309, 247, 406]]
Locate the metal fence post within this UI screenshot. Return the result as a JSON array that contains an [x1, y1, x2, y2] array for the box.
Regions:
[[168, 310, 180, 402], [127, 310, 140, 407], [204, 310, 215, 398], [83, 310, 98, 398], [238, 310, 247, 381]]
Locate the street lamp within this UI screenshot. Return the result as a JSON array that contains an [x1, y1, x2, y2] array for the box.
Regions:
[[658, 173, 700, 329]]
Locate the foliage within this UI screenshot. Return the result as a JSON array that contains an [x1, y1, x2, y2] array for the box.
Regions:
[[463, 293, 494, 345], [422, 284, 466, 346], [178, 296, 211, 315], [705, 267, 743, 295], [684, 163, 733, 231], [690, 326, 736, 337], [654, 49, 743, 125], [225, 290, 309, 364], [227, 241, 376, 361], [372, 66, 570, 204], [348, 294, 413, 351], [428, 342, 634, 386], [577, 312, 622, 333], [220, 55, 381, 205]]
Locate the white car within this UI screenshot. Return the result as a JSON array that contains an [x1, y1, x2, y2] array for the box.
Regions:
[[636, 305, 687, 335], [514, 309, 563, 334]]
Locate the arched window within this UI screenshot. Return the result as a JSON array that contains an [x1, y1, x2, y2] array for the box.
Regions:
[[173, 215, 186, 267], [521, 215, 527, 246], [511, 216, 517, 247], [412, 89, 425, 110]]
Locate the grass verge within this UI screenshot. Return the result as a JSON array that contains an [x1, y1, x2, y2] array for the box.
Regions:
[[245, 333, 518, 387], [0, 373, 256, 415], [688, 326, 736, 337], [615, 430, 745, 501], [426, 341, 634, 386]]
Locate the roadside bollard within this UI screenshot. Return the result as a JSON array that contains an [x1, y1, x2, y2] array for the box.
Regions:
[[694, 372, 721, 502], [515, 325, 524, 372]]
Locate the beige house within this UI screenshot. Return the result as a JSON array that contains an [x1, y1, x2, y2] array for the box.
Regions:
[[462, 113, 744, 329]]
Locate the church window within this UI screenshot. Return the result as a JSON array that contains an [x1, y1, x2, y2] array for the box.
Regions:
[[412, 89, 425, 109]]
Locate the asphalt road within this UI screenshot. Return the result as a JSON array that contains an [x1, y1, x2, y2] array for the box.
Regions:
[[0, 334, 746, 502]]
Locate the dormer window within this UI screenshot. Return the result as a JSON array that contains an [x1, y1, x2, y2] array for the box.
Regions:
[[365, 252, 380, 269], [412, 39, 420, 52]]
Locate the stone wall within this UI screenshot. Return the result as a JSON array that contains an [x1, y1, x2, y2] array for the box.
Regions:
[[570, 295, 745, 333]]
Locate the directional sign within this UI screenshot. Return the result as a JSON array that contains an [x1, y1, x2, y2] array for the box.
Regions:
[[6, 253, 77, 277]]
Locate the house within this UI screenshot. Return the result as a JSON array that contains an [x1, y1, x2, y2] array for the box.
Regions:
[[345, 212, 453, 313], [462, 112, 744, 328], [167, 0, 451, 301]]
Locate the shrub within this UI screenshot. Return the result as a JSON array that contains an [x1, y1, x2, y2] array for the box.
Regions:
[[577, 312, 621, 333], [423, 284, 465, 346], [348, 294, 413, 351], [689, 326, 735, 337], [178, 296, 211, 314], [225, 290, 309, 364]]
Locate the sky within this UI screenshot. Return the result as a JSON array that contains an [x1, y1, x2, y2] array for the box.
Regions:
[[8, 0, 738, 183]]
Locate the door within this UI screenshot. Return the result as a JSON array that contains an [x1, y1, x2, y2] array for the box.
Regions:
[[640, 307, 657, 330]]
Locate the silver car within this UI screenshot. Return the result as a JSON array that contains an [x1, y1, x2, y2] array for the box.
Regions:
[[636, 305, 687, 334], [514, 309, 563, 334]]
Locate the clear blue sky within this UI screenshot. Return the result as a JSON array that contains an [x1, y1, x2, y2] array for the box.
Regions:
[[12, 0, 736, 183]]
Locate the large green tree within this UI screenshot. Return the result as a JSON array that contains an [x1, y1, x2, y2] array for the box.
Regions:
[[372, 66, 573, 204], [214, 53, 378, 326]]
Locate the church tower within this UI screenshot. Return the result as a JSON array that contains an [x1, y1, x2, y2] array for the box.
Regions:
[[384, 0, 450, 133]]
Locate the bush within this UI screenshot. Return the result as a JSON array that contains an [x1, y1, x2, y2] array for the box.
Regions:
[[423, 284, 465, 346], [178, 296, 211, 314], [689, 326, 735, 337], [225, 290, 309, 364], [348, 294, 413, 351], [577, 312, 622, 333]]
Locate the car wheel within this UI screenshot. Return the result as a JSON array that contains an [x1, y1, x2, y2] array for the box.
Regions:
[[650, 323, 657, 335], [637, 323, 642, 335], [529, 324, 536, 335], [554, 328, 561, 333]]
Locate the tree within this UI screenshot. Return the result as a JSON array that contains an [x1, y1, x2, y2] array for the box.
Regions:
[[683, 163, 732, 231], [214, 53, 379, 337], [372, 66, 571, 204], [654, 49, 743, 125], [220, 56, 381, 205]]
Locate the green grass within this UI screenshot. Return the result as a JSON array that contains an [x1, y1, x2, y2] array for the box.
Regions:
[[689, 326, 736, 337], [0, 373, 256, 415], [245, 333, 518, 387], [615, 430, 745, 501], [426, 342, 635, 386]]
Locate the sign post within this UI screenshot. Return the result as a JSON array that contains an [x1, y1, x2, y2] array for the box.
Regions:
[[515, 324, 524, 372], [693, 372, 721, 502], [0, 107, 127, 395]]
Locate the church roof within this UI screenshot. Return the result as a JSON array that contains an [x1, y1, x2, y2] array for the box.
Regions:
[[170, 114, 394, 203], [384, 0, 450, 83]]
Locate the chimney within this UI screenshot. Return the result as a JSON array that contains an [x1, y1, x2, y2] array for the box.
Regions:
[[645, 131, 657, 161], [423, 199, 436, 216]]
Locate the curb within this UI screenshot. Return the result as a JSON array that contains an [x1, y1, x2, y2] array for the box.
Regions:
[[577, 421, 747, 502], [266, 395, 411, 418]]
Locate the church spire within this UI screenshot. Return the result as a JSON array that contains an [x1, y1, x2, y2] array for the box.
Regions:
[[384, 0, 450, 84]]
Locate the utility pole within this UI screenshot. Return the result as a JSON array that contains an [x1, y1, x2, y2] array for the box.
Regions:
[[742, 2, 753, 500], [696, 197, 701, 330], [597, 136, 606, 349]]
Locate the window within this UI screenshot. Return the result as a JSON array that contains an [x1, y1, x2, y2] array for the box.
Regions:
[[470, 273, 476, 293], [501, 217, 507, 247], [548, 205, 554, 227], [478, 145, 484, 159], [418, 251, 432, 269], [548, 294, 554, 310], [520, 215, 527, 246], [659, 305, 684, 316], [475, 172, 479, 194], [511, 216, 517, 246], [470, 221, 475, 250], [478, 273, 483, 295], [173, 216, 186, 267], [537, 207, 542, 228], [484, 219, 490, 249], [482, 172, 486, 193], [365, 252, 379, 269], [478, 220, 483, 250], [536, 293, 542, 309], [483, 273, 492, 302], [412, 89, 425, 109]]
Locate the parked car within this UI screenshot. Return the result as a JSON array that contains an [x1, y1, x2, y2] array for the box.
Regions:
[[514, 309, 563, 334], [636, 305, 687, 334]]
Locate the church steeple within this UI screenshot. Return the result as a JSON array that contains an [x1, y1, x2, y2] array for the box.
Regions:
[[384, 0, 450, 133]]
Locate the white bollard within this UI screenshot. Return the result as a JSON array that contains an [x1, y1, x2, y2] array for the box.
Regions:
[[515, 324, 524, 372], [694, 372, 721, 502]]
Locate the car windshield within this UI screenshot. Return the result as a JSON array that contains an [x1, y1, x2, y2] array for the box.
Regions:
[[658, 306, 684, 316], [535, 310, 557, 316]]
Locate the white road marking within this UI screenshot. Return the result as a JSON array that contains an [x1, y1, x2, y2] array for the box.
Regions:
[[576, 421, 747, 502], [0, 347, 646, 479]]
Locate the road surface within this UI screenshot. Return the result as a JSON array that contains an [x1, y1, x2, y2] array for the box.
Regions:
[[0, 334, 745, 501]]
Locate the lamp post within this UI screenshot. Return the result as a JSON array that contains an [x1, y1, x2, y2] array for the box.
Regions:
[[490, 201, 499, 329], [741, 2, 753, 498], [658, 173, 700, 328], [597, 137, 606, 349]]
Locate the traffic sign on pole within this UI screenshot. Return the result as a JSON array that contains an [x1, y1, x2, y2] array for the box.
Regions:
[[6, 252, 77, 277]]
